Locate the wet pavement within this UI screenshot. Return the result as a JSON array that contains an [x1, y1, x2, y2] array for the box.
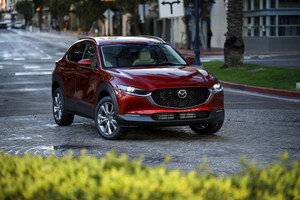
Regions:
[[0, 30, 300, 175]]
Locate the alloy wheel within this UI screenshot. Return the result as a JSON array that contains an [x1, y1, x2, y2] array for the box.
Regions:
[[53, 91, 62, 121], [97, 102, 118, 136]]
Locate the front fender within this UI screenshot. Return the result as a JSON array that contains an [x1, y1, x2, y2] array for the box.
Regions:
[[96, 82, 120, 115]]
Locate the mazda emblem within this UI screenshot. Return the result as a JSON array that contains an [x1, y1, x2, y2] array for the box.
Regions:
[[178, 89, 187, 99]]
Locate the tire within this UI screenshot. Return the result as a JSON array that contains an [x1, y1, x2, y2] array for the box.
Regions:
[[53, 88, 74, 126], [190, 117, 224, 135], [95, 96, 126, 140]]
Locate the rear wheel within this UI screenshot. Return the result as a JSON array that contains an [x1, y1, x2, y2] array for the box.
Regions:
[[53, 88, 74, 126], [95, 96, 126, 140]]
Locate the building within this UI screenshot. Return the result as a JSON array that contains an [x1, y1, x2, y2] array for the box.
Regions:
[[210, 0, 300, 51], [1, 0, 19, 11]]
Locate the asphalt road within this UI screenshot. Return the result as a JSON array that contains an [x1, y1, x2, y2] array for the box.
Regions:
[[0, 30, 299, 175]]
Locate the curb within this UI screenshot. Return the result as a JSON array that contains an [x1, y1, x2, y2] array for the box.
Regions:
[[178, 49, 223, 56], [220, 81, 300, 99]]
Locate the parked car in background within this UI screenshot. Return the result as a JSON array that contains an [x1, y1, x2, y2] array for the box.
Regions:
[[52, 36, 224, 139], [12, 21, 23, 29], [0, 21, 7, 29]]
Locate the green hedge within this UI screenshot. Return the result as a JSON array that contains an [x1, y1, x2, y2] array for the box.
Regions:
[[0, 151, 299, 200]]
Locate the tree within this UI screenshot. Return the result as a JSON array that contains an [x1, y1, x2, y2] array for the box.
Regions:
[[16, 0, 33, 26], [73, 0, 106, 34], [222, 0, 245, 68], [47, 0, 72, 30], [115, 0, 156, 36]]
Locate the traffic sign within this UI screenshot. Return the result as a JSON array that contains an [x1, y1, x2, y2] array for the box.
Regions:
[[103, 9, 114, 19], [158, 0, 184, 18]]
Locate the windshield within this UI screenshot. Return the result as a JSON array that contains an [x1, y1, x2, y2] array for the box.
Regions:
[[100, 43, 187, 68]]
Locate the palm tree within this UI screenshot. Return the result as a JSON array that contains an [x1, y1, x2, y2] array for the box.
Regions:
[[222, 0, 245, 69]]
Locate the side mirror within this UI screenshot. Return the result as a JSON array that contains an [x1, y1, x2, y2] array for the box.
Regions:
[[78, 59, 92, 67], [185, 56, 195, 65]]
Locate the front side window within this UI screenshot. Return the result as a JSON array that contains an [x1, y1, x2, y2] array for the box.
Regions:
[[100, 43, 187, 68], [83, 45, 98, 68], [67, 43, 86, 62]]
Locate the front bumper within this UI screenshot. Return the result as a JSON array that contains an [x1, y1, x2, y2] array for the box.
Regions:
[[116, 110, 224, 127]]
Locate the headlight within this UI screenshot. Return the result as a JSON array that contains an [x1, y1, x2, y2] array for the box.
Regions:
[[211, 83, 223, 93], [117, 84, 151, 96]]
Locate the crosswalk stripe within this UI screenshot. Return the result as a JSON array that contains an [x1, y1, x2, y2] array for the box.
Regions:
[[0, 88, 49, 92], [13, 58, 26, 61], [24, 65, 40, 69], [15, 72, 52, 76]]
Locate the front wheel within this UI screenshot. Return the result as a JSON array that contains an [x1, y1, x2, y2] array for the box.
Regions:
[[95, 96, 126, 140], [190, 118, 224, 135]]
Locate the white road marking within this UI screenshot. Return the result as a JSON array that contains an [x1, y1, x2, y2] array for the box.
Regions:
[[0, 65, 3, 69], [41, 56, 53, 60], [55, 52, 65, 56], [0, 81, 49, 85], [15, 71, 52, 76], [33, 68, 54, 71], [13, 58, 26, 61], [0, 88, 49, 92], [24, 65, 40, 69], [224, 88, 300, 103]]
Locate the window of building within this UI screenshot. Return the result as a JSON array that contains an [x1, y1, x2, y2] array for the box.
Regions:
[[254, 0, 260, 10], [270, 0, 277, 8], [246, 17, 252, 36], [269, 16, 277, 36], [254, 16, 260, 36], [263, 16, 267, 36], [247, 0, 251, 10], [263, 0, 266, 9], [278, 0, 300, 8], [278, 15, 300, 36]]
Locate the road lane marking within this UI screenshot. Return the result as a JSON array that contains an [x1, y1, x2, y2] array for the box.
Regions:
[[0, 81, 49, 85], [41, 56, 53, 60], [0, 65, 3, 69], [55, 52, 65, 56], [33, 68, 54, 71], [15, 71, 52, 76], [0, 88, 49, 92], [225, 88, 300, 103], [24, 65, 40, 69], [13, 58, 26, 61]]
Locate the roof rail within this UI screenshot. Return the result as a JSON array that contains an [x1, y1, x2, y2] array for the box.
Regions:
[[79, 37, 99, 45], [140, 35, 165, 43]]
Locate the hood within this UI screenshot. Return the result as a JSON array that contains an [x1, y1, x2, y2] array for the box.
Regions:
[[108, 66, 216, 90]]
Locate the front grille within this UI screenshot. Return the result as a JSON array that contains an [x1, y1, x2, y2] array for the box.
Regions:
[[151, 87, 210, 108]]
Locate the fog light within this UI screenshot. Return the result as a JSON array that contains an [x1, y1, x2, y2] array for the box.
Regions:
[[157, 113, 175, 120], [179, 112, 197, 119]]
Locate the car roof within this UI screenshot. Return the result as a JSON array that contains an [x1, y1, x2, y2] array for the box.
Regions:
[[79, 36, 166, 45]]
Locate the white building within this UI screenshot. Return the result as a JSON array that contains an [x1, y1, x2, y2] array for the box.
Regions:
[[210, 0, 300, 51]]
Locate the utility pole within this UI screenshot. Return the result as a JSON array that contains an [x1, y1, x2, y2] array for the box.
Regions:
[[194, 0, 202, 67]]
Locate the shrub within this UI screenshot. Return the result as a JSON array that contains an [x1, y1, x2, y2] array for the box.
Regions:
[[0, 151, 299, 200]]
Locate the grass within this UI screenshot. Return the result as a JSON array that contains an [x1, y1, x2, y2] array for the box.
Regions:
[[203, 61, 300, 91]]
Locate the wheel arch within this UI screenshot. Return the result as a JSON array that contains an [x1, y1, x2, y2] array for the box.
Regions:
[[96, 82, 120, 114], [52, 74, 64, 96]]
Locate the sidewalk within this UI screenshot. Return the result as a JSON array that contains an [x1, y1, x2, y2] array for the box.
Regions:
[[178, 48, 300, 57]]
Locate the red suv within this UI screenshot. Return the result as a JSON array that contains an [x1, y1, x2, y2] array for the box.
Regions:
[[52, 36, 224, 139]]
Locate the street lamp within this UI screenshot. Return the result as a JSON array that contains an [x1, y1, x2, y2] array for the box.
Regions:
[[194, 0, 202, 67]]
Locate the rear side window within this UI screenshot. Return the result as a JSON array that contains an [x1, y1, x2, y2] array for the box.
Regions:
[[67, 43, 86, 62]]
